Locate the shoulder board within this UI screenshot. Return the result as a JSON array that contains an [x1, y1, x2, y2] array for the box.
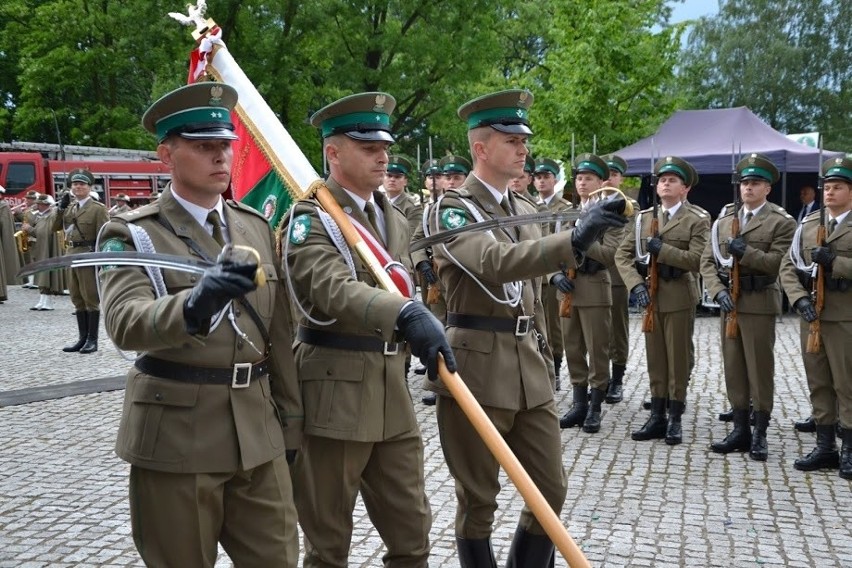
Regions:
[[445, 187, 471, 199], [718, 203, 736, 218], [769, 203, 795, 219], [226, 198, 268, 222], [116, 202, 159, 222], [514, 192, 538, 208], [92, 200, 107, 209], [685, 203, 709, 218], [640, 206, 655, 215], [802, 209, 821, 223], [558, 197, 574, 208]]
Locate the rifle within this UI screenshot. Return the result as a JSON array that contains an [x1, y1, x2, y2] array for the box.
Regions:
[[642, 143, 658, 333], [558, 139, 577, 317], [806, 138, 825, 353], [725, 142, 741, 338], [426, 136, 441, 305]]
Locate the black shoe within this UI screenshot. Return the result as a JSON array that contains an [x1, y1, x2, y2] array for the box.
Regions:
[[79, 311, 99, 354], [456, 536, 497, 568], [711, 409, 751, 453], [505, 526, 555, 568], [605, 363, 625, 404], [632, 397, 667, 441], [718, 409, 734, 422], [422, 393, 436, 406], [666, 400, 685, 445], [583, 389, 605, 433], [414, 365, 427, 375], [794, 425, 839, 471], [62, 311, 88, 352], [560, 386, 588, 429], [749, 411, 770, 461], [839, 428, 852, 480], [553, 355, 562, 392], [794, 416, 816, 433]]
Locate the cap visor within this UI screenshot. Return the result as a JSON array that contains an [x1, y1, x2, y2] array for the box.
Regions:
[[491, 123, 533, 135], [180, 129, 239, 141], [345, 130, 395, 143], [739, 174, 770, 182]]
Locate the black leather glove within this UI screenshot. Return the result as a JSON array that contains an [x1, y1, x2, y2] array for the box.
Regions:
[[811, 246, 836, 270], [793, 297, 818, 323], [728, 237, 748, 259], [571, 198, 628, 253], [416, 260, 437, 285], [715, 289, 735, 313], [646, 236, 663, 256], [183, 261, 258, 335], [396, 302, 456, 381], [550, 273, 574, 293], [631, 283, 651, 308], [58, 192, 71, 210], [285, 449, 297, 465]]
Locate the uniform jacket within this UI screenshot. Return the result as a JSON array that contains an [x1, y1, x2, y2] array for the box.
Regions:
[[52, 197, 108, 252], [616, 203, 710, 312], [427, 174, 581, 410], [390, 191, 423, 239], [780, 209, 852, 322], [701, 202, 795, 315], [609, 197, 640, 287], [538, 194, 574, 237], [285, 178, 416, 442], [99, 186, 302, 473], [0, 200, 20, 285]]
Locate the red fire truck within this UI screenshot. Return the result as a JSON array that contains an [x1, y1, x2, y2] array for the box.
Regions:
[[0, 142, 171, 209]]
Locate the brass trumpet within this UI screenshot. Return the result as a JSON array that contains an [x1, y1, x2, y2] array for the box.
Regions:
[[14, 230, 29, 253]]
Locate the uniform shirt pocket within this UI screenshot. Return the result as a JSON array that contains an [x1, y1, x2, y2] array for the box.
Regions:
[[299, 353, 366, 432]]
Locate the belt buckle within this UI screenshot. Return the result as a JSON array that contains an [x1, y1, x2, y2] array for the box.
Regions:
[[383, 342, 399, 356], [515, 316, 532, 336], [231, 363, 252, 388]]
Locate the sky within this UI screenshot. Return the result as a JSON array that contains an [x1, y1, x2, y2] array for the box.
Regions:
[[668, 0, 720, 24]]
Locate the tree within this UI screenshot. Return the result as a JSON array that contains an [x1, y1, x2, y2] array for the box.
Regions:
[[679, 0, 851, 149]]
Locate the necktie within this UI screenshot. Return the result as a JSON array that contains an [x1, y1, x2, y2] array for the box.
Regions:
[[828, 218, 837, 236], [744, 211, 753, 227], [364, 202, 383, 241], [661, 210, 670, 227], [207, 211, 225, 246], [500, 196, 513, 216]]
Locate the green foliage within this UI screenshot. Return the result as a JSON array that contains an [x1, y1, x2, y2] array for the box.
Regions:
[[679, 0, 851, 149]]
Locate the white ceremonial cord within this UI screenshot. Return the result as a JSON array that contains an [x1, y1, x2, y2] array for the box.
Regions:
[[282, 205, 337, 326], [789, 223, 817, 275], [127, 224, 168, 298], [634, 212, 650, 265], [227, 307, 262, 356], [710, 218, 734, 269]]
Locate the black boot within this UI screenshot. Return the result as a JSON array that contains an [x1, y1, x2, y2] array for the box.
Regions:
[[718, 408, 734, 422], [794, 415, 816, 433], [632, 397, 668, 441], [583, 388, 605, 433], [666, 400, 685, 445], [750, 410, 770, 461], [505, 526, 555, 568], [642, 399, 652, 410], [606, 363, 624, 404], [711, 409, 751, 454], [839, 428, 852, 480], [559, 386, 588, 429], [794, 425, 839, 471], [553, 355, 562, 392], [456, 537, 497, 568], [62, 311, 88, 352], [422, 392, 437, 406], [79, 311, 99, 354]]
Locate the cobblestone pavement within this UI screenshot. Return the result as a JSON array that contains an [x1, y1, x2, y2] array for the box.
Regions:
[[1, 285, 850, 567]]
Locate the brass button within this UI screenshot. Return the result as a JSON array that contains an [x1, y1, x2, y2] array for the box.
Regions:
[[154, 393, 163, 401], [234, 308, 241, 317]]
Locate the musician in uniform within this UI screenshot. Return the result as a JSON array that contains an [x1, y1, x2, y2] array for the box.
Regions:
[[615, 156, 710, 445], [52, 168, 108, 353], [98, 82, 303, 567], [701, 154, 795, 461], [781, 156, 852, 479], [426, 89, 626, 566], [284, 92, 455, 566], [13, 190, 39, 287], [109, 193, 132, 216], [29, 194, 66, 311], [601, 153, 638, 403], [0, 184, 20, 302]]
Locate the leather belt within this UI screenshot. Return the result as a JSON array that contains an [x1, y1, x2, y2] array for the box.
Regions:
[[67, 240, 95, 248], [135, 355, 268, 388], [297, 326, 403, 355], [447, 312, 533, 336]]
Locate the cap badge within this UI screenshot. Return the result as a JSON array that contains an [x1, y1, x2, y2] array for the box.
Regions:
[[209, 85, 223, 105], [836, 158, 843, 164], [518, 91, 528, 105], [748, 156, 756, 165], [666, 156, 673, 163], [516, 109, 524, 118], [374, 94, 387, 112]]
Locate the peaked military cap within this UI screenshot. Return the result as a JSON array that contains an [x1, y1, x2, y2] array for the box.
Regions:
[[421, 159, 441, 176], [458, 89, 534, 135], [115, 193, 130, 202], [737, 153, 779, 184], [387, 155, 413, 176], [534, 158, 559, 176], [311, 92, 396, 143], [25, 190, 38, 199], [68, 168, 95, 186], [823, 156, 852, 183], [687, 161, 700, 188], [601, 154, 628, 175], [573, 153, 608, 179], [523, 155, 535, 174], [143, 82, 239, 143], [440, 155, 472, 175], [36, 194, 54, 205], [654, 156, 695, 186]]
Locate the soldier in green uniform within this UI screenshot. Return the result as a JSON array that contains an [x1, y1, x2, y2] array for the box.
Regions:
[[556, 154, 621, 432], [534, 157, 574, 390], [426, 89, 626, 566], [781, 156, 852, 479], [509, 155, 536, 201], [701, 154, 795, 460], [109, 193, 132, 216], [616, 156, 710, 445], [52, 168, 108, 353], [12, 190, 39, 287], [601, 153, 638, 403], [384, 155, 422, 238], [284, 92, 455, 567], [0, 184, 19, 302], [98, 82, 303, 567]]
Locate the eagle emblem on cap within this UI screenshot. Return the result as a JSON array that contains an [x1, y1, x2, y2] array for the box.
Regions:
[[666, 156, 673, 163], [518, 91, 529, 106], [748, 156, 756, 164], [374, 94, 387, 111], [837, 158, 844, 164], [209, 85, 224, 105]]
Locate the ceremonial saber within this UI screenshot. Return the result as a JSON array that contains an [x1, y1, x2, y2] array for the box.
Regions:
[[201, 24, 589, 568]]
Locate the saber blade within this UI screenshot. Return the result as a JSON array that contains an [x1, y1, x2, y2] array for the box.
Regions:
[[17, 252, 214, 279]]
